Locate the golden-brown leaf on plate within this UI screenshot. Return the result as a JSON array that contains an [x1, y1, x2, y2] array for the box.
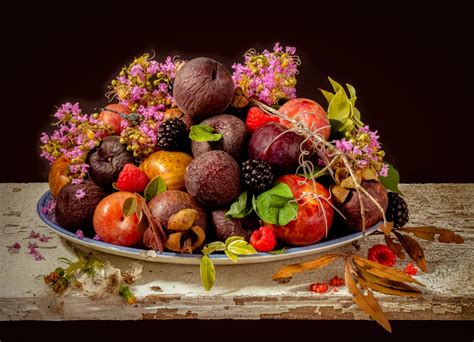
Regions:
[[384, 234, 405, 260], [399, 226, 464, 244], [352, 255, 424, 286], [379, 222, 394, 236], [331, 185, 350, 204], [393, 231, 428, 272], [355, 265, 422, 297], [272, 254, 341, 282], [345, 261, 392, 333]]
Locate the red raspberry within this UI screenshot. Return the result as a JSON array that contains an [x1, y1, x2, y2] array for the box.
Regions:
[[250, 226, 277, 252], [367, 244, 397, 267], [245, 107, 279, 133], [329, 275, 344, 287], [116, 164, 150, 193], [404, 263, 418, 276], [309, 283, 328, 293]]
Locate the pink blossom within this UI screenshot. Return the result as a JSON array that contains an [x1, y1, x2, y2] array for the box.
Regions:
[[7, 242, 21, 254], [93, 234, 102, 241], [379, 163, 389, 177], [39, 235, 52, 242], [75, 230, 84, 240], [71, 178, 83, 185], [75, 188, 86, 200], [28, 230, 40, 239]]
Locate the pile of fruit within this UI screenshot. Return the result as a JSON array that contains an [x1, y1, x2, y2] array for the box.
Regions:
[[40, 43, 409, 257]]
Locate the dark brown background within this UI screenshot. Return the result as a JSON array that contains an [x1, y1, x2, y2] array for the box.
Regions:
[[2, 9, 473, 183], [1, 7, 472, 342]]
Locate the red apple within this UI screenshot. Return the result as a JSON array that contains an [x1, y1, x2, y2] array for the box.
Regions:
[[269, 175, 334, 246], [93, 192, 144, 246], [98, 104, 131, 134], [279, 98, 331, 140]]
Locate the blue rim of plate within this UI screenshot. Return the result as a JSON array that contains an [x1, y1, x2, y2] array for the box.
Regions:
[[37, 190, 380, 262]]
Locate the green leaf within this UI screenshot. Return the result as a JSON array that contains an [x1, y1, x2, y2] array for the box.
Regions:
[[225, 236, 244, 247], [254, 183, 298, 226], [379, 163, 403, 195], [320, 89, 335, 104], [328, 77, 344, 95], [278, 201, 299, 226], [189, 125, 223, 142], [122, 196, 137, 217], [200, 255, 215, 291], [328, 90, 351, 122], [202, 241, 226, 255], [226, 192, 253, 218], [144, 176, 167, 202], [346, 83, 357, 99], [224, 250, 239, 263], [227, 240, 257, 255]]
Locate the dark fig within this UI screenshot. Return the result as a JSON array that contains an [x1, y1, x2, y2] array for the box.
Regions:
[[210, 209, 253, 242], [88, 136, 134, 189]]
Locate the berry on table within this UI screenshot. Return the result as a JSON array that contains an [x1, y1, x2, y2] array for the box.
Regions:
[[309, 283, 328, 293], [404, 262, 418, 276], [250, 226, 277, 252], [367, 244, 397, 267], [156, 118, 188, 151], [329, 275, 344, 287], [245, 107, 279, 133], [241, 159, 274, 193], [386, 192, 409, 228], [116, 163, 150, 193]]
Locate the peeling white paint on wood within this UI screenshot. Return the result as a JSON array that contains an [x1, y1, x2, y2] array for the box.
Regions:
[[0, 183, 473, 320]]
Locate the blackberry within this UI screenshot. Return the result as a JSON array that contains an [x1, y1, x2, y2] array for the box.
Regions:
[[386, 192, 409, 228], [241, 159, 274, 193], [156, 118, 187, 151]]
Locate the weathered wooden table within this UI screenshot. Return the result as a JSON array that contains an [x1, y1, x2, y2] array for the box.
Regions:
[[0, 183, 472, 321]]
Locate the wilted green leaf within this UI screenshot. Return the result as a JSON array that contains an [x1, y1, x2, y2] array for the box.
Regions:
[[225, 250, 239, 263], [225, 236, 244, 247], [200, 255, 216, 291], [144, 176, 167, 202], [226, 191, 253, 218], [189, 125, 222, 142], [202, 241, 226, 255], [122, 196, 137, 217], [227, 240, 257, 255]]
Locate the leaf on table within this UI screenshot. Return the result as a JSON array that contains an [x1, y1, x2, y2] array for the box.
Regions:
[[272, 254, 341, 282], [355, 264, 422, 297], [352, 255, 424, 286], [398, 226, 464, 244], [384, 234, 405, 260], [200, 255, 216, 291], [345, 261, 392, 333], [393, 231, 428, 272], [379, 222, 394, 236]]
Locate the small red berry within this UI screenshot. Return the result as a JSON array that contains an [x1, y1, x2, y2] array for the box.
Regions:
[[404, 263, 418, 276], [309, 283, 328, 293], [250, 226, 277, 252], [245, 107, 279, 133], [367, 244, 397, 267], [329, 275, 344, 287], [116, 164, 150, 193]]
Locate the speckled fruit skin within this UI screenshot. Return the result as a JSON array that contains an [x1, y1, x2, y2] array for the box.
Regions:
[[185, 150, 241, 207], [336, 180, 388, 231], [279, 98, 330, 140], [140, 151, 193, 190], [93, 192, 143, 246], [173, 57, 234, 122], [98, 103, 131, 135], [270, 175, 334, 246], [191, 114, 247, 161], [48, 156, 70, 198], [248, 122, 304, 173]]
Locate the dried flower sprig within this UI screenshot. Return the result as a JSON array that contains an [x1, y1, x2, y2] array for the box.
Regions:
[[107, 53, 182, 112], [232, 43, 300, 106], [40, 103, 112, 179], [44, 249, 143, 304]]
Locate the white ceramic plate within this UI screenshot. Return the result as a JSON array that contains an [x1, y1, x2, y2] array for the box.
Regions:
[[37, 191, 380, 265]]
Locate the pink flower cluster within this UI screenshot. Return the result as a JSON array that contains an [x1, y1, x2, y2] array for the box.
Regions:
[[40, 103, 112, 178], [232, 43, 300, 105], [333, 125, 389, 177]]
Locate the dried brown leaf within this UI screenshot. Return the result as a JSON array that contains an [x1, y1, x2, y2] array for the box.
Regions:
[[379, 222, 394, 236], [352, 255, 424, 286], [331, 185, 350, 204], [393, 231, 428, 272], [355, 264, 422, 297], [272, 254, 341, 281], [231, 87, 250, 109], [399, 226, 464, 244], [384, 234, 405, 260], [345, 261, 392, 333]]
